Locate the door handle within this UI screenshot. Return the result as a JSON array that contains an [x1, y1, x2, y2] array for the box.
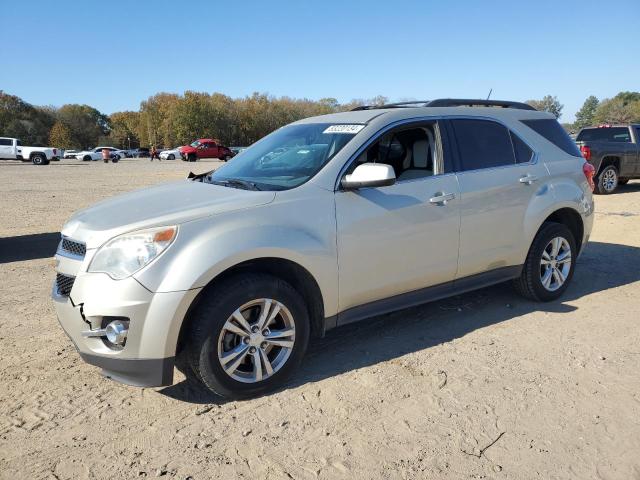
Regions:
[[519, 174, 538, 185], [429, 192, 455, 205]]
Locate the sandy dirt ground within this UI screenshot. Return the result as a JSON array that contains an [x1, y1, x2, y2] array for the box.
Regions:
[[1, 158, 639, 480]]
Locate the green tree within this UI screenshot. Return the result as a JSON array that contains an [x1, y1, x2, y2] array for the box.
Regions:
[[57, 104, 109, 148], [109, 111, 140, 149], [0, 91, 55, 145], [593, 98, 637, 124], [574, 96, 599, 129], [48, 121, 73, 149], [526, 95, 563, 119]]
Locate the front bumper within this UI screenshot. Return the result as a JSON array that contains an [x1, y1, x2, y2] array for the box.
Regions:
[[53, 264, 201, 387]]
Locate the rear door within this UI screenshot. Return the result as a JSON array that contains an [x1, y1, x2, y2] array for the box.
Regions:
[[447, 118, 548, 278]]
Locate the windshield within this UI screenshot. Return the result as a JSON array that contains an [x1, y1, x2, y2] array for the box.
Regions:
[[205, 123, 362, 191], [190, 141, 201, 147]]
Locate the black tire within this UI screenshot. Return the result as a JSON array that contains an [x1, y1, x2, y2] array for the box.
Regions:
[[83, 155, 92, 161], [224, 155, 231, 161], [513, 222, 577, 302], [168, 154, 175, 160], [31, 154, 47, 165], [618, 178, 629, 185], [188, 153, 197, 162], [595, 164, 618, 194], [182, 274, 310, 399]]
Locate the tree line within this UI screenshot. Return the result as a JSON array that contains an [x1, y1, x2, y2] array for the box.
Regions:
[[1, 90, 639, 150]]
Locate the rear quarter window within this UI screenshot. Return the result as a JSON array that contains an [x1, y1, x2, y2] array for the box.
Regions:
[[521, 119, 582, 157]]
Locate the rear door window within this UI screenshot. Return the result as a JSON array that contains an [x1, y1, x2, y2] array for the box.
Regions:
[[0, 139, 12, 146], [450, 119, 515, 171], [522, 119, 582, 157]]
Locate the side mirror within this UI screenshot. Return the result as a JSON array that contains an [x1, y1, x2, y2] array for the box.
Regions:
[[341, 163, 396, 190]]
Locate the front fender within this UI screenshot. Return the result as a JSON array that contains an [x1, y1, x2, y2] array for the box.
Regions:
[[134, 192, 339, 317]]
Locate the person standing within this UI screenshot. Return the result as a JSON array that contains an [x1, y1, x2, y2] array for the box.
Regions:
[[150, 145, 159, 162], [102, 148, 110, 163]]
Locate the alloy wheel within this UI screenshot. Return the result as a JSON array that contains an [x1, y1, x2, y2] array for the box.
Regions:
[[603, 168, 617, 192], [540, 236, 572, 291], [217, 298, 295, 383]]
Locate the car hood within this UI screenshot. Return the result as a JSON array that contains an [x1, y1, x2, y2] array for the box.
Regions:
[[180, 146, 196, 153], [61, 180, 276, 248]]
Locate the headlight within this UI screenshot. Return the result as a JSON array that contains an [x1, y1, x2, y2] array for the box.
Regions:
[[88, 226, 177, 280]]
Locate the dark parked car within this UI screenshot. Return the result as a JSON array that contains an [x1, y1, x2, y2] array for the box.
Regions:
[[576, 124, 640, 194], [130, 148, 150, 158]]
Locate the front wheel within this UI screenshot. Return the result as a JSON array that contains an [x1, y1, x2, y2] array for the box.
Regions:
[[513, 222, 576, 302], [168, 154, 175, 160], [595, 164, 618, 194], [181, 274, 310, 399]]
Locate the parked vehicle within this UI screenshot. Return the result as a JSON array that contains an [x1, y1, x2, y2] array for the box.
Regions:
[[52, 99, 594, 399], [230, 146, 248, 156], [128, 147, 150, 158], [576, 124, 640, 194], [76, 147, 127, 161], [0, 137, 60, 165], [180, 139, 235, 162], [159, 148, 181, 160], [63, 149, 80, 159]]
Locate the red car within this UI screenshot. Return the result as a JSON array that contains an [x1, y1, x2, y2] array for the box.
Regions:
[[179, 139, 235, 162]]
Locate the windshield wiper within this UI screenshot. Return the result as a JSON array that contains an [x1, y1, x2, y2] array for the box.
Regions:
[[210, 178, 261, 191]]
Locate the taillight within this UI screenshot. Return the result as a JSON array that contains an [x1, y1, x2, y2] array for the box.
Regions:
[[583, 162, 595, 191], [580, 145, 591, 160]]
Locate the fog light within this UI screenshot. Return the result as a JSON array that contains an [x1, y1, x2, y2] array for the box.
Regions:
[[105, 320, 128, 345]]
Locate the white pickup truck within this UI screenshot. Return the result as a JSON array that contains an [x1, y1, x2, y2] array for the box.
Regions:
[[0, 137, 60, 165]]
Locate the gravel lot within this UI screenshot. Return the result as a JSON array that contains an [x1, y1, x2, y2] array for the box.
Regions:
[[1, 158, 639, 479]]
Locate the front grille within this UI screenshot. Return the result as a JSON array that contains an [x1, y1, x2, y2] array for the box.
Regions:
[[55, 273, 75, 296], [61, 237, 86, 257]]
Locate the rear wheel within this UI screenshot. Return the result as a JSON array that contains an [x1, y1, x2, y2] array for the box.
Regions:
[[83, 155, 92, 161], [181, 274, 310, 399], [31, 154, 48, 165], [513, 222, 576, 302], [168, 154, 175, 160], [224, 155, 232, 161], [595, 164, 618, 194]]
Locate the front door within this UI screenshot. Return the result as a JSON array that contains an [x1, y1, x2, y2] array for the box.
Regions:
[[0, 138, 14, 159], [335, 121, 460, 314]]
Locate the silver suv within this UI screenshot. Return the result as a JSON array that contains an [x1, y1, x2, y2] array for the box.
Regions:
[[53, 99, 595, 399]]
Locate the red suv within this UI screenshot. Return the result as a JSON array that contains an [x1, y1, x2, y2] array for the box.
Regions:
[[180, 139, 235, 162]]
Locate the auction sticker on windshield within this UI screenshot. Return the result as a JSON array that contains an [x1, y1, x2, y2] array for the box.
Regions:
[[323, 124, 365, 134]]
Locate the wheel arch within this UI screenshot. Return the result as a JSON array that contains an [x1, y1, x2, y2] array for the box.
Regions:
[[598, 155, 621, 174], [175, 256, 326, 359], [541, 207, 584, 254]]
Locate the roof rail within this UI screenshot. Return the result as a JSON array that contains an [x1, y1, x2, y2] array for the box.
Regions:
[[426, 98, 536, 110], [351, 98, 536, 111], [351, 100, 430, 111]]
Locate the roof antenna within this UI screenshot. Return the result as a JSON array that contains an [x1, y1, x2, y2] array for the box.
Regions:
[[486, 88, 493, 100]]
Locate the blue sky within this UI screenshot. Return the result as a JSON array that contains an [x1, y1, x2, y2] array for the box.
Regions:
[[2, 0, 638, 121]]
